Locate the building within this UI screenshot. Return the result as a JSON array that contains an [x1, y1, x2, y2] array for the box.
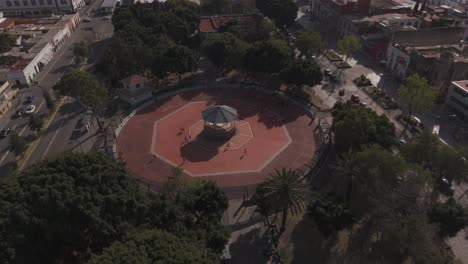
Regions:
[[0, 80, 16, 117], [99, 0, 119, 14], [118, 75, 152, 105], [199, 13, 261, 35], [0, 13, 80, 86], [430, 0, 468, 8], [446, 80, 468, 119], [0, 0, 85, 16], [386, 27, 464, 79]]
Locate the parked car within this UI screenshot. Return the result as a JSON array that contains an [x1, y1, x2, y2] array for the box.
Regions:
[[0, 128, 10, 138], [329, 73, 339, 82], [324, 69, 332, 76], [83, 18, 92, 22], [103, 16, 111, 20], [351, 94, 360, 103], [25, 95, 34, 104], [25, 104, 36, 114]]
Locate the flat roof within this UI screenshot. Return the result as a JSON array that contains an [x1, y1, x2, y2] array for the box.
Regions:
[[101, 0, 119, 8], [452, 80, 468, 93]]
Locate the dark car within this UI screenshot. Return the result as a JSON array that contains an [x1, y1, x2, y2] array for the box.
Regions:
[[25, 95, 34, 104], [0, 128, 10, 138], [14, 108, 24, 118], [351, 94, 360, 103]]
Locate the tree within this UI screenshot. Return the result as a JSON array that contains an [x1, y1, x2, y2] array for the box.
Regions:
[[157, 43, 198, 79], [256, 0, 298, 27], [88, 229, 215, 264], [308, 193, 354, 236], [201, 32, 250, 69], [8, 133, 27, 156], [0, 34, 17, 53], [53, 69, 107, 130], [254, 168, 308, 234], [295, 31, 322, 58], [279, 59, 322, 87], [430, 198, 468, 238], [29, 114, 44, 131], [332, 101, 396, 152], [402, 130, 468, 196], [255, 18, 275, 41], [72, 41, 89, 64], [397, 74, 435, 138], [43, 90, 55, 112], [0, 153, 153, 263], [340, 145, 413, 215], [337, 34, 360, 62], [243, 39, 292, 73]]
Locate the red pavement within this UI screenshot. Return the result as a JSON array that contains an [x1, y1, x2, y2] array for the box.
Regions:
[[116, 88, 319, 198]]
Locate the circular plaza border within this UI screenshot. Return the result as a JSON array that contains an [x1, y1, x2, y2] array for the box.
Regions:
[[115, 85, 320, 198]]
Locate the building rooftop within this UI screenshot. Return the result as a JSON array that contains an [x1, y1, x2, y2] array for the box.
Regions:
[[452, 80, 468, 93], [119, 74, 147, 86], [101, 0, 119, 8], [199, 14, 259, 33], [393, 27, 463, 47]]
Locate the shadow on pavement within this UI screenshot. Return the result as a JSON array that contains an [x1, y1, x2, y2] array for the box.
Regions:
[[229, 227, 269, 264]]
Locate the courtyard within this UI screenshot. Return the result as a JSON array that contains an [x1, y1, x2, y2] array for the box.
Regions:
[[116, 87, 320, 198]]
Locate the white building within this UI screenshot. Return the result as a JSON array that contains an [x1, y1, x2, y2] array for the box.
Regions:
[[0, 0, 85, 16], [0, 13, 80, 86], [446, 80, 468, 119], [386, 43, 411, 79]]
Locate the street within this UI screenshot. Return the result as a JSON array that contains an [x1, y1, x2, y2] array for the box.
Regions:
[[0, 0, 114, 175]]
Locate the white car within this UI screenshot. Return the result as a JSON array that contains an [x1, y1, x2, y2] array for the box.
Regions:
[[25, 104, 36, 114], [83, 18, 92, 22], [103, 16, 111, 20]]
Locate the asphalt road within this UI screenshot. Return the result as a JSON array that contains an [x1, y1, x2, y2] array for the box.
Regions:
[[0, 0, 114, 175]]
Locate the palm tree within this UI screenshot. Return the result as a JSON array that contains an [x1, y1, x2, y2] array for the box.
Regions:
[[258, 168, 308, 234]]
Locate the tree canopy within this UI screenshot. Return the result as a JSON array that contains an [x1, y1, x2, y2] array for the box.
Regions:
[[337, 34, 360, 61], [53, 69, 107, 112], [397, 74, 435, 119], [295, 31, 322, 58], [279, 59, 322, 86], [256, 0, 298, 27], [0, 153, 229, 264], [73, 41, 89, 64], [88, 229, 215, 264], [0, 153, 151, 263], [0, 34, 16, 53], [402, 130, 468, 195], [201, 32, 250, 69], [254, 168, 307, 234], [99, 1, 199, 81], [243, 39, 292, 73], [332, 101, 396, 152], [430, 198, 468, 238]]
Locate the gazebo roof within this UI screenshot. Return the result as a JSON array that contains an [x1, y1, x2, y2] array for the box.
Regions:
[[202, 105, 238, 123]]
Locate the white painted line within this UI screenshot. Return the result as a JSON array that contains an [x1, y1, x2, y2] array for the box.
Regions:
[[40, 114, 68, 160], [18, 125, 28, 136], [36, 100, 45, 112]]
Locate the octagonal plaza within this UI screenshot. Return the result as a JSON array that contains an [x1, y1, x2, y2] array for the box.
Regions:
[[116, 87, 319, 198], [151, 101, 292, 176]]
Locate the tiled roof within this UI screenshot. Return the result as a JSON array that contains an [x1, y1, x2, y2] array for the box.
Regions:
[[118, 87, 151, 98], [199, 14, 258, 33], [119, 74, 147, 86], [9, 58, 32, 71]]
